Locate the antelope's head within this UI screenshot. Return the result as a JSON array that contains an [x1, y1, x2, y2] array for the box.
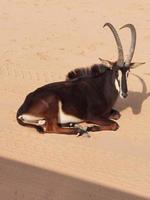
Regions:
[[100, 23, 145, 98]]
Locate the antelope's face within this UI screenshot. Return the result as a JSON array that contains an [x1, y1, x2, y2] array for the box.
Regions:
[[100, 23, 145, 99], [115, 67, 130, 98]]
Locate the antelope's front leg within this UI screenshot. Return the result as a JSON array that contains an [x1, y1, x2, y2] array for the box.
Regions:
[[61, 123, 100, 137], [38, 120, 90, 135], [109, 109, 121, 120], [87, 118, 119, 131]]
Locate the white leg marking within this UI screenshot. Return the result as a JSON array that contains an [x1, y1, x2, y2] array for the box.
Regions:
[[38, 120, 46, 125], [18, 114, 45, 126], [18, 114, 44, 121], [58, 101, 82, 124]]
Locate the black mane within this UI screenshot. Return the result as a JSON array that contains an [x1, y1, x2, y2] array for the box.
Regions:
[[66, 64, 108, 80]]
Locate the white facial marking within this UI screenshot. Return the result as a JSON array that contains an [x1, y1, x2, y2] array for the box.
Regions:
[[115, 79, 119, 92], [115, 70, 122, 93], [126, 71, 129, 79], [58, 101, 82, 124], [18, 114, 45, 126], [115, 70, 129, 99], [118, 70, 123, 97]]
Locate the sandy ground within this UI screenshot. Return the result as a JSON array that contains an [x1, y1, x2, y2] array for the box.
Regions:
[[0, 0, 150, 199]]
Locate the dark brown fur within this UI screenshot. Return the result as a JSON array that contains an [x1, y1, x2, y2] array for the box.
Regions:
[[17, 64, 120, 135], [66, 64, 107, 80]]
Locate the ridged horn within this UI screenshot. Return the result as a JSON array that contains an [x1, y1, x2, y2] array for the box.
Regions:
[[103, 23, 124, 67], [120, 24, 136, 67]]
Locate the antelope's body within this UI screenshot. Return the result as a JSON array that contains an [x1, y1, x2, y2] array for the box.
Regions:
[[17, 23, 144, 135], [17, 65, 119, 134]]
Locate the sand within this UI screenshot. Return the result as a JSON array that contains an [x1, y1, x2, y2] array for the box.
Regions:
[[0, 0, 150, 199]]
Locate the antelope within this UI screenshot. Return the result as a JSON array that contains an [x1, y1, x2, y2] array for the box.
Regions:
[[16, 23, 144, 136]]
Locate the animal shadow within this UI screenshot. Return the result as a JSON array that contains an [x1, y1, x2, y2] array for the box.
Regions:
[[116, 74, 150, 114]]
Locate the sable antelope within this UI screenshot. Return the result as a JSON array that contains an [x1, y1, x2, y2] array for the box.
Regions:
[[17, 23, 144, 135]]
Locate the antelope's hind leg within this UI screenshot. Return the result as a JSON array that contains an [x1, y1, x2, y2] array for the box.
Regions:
[[17, 114, 47, 133], [17, 114, 46, 126], [17, 114, 77, 135]]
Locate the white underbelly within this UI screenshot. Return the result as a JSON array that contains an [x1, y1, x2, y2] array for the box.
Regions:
[[58, 101, 82, 124]]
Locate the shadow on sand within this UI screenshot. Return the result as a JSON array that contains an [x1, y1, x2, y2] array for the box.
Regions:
[[116, 74, 150, 114], [0, 156, 149, 200]]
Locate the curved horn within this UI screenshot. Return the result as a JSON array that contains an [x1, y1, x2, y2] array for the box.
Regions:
[[120, 24, 136, 67], [103, 23, 124, 67]]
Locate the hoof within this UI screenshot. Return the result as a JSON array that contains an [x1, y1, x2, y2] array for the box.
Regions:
[[74, 124, 90, 137], [76, 131, 91, 138], [36, 126, 45, 134], [109, 110, 121, 120], [111, 123, 119, 131]]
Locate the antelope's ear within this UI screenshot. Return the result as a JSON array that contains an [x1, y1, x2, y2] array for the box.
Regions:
[[99, 57, 114, 69], [130, 62, 145, 69]]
